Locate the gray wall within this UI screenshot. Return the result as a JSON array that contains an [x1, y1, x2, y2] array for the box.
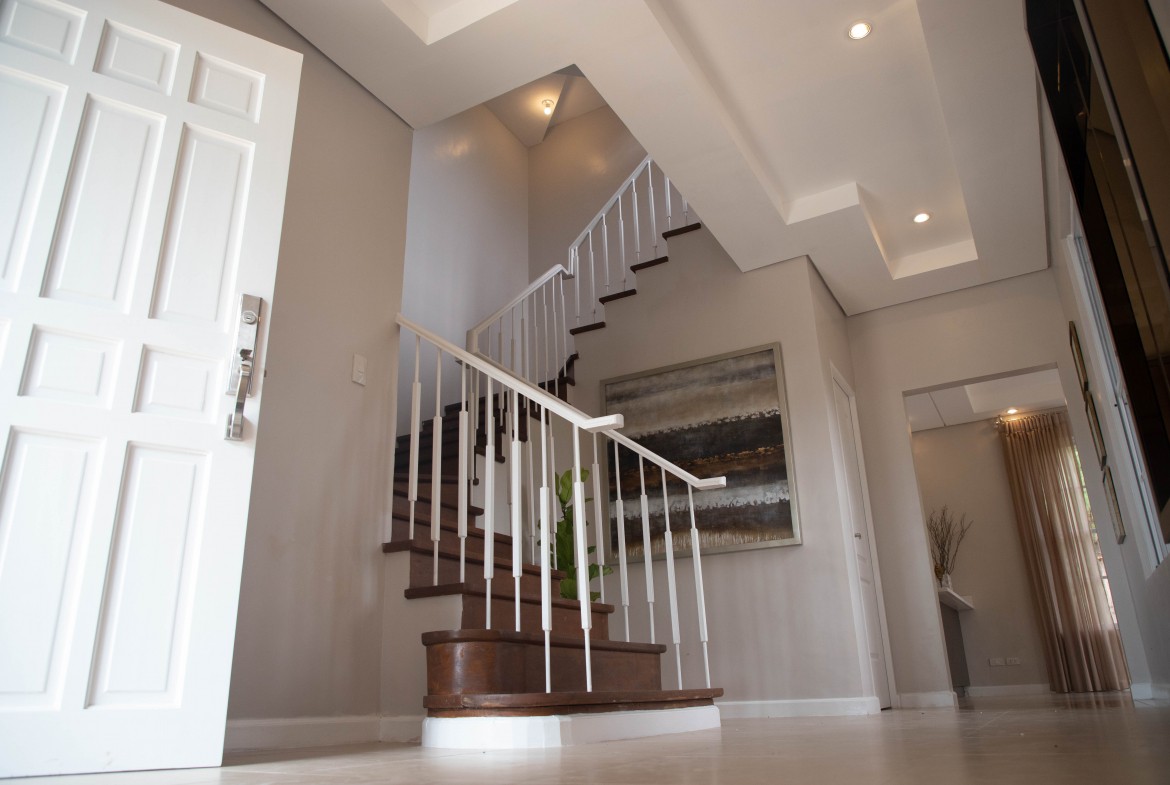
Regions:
[[911, 420, 1051, 692], [164, 0, 413, 721]]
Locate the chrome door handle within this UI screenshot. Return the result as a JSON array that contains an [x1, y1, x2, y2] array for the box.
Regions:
[[225, 348, 253, 441]]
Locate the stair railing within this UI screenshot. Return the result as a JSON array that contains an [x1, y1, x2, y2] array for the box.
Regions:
[[398, 313, 723, 693], [464, 157, 693, 399]]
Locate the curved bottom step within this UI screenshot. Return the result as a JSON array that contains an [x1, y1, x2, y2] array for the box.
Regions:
[[425, 687, 722, 716], [421, 703, 720, 749]]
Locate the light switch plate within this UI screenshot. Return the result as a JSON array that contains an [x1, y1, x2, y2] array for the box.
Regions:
[[352, 353, 367, 386]]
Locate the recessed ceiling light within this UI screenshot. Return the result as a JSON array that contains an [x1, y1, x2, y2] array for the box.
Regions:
[[848, 21, 872, 40], [913, 212, 932, 224], [542, 99, 554, 116], [1006, 408, 1019, 415]]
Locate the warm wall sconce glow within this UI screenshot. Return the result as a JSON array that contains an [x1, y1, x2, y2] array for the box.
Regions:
[[542, 99, 554, 116], [914, 212, 932, 223], [848, 21, 872, 40]]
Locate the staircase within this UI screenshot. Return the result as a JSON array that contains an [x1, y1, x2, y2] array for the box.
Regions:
[[388, 390, 722, 723], [392, 157, 723, 747]]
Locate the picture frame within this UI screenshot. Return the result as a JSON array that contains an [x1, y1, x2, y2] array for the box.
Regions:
[[601, 343, 799, 559], [1069, 321, 1089, 392], [1102, 466, 1126, 544], [1084, 391, 1107, 470]]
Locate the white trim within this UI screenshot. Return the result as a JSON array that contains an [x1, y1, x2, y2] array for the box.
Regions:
[[897, 691, 957, 708], [224, 716, 381, 752], [421, 705, 720, 749], [717, 697, 880, 718], [965, 684, 1051, 697], [380, 715, 424, 743], [1131, 682, 1170, 701]]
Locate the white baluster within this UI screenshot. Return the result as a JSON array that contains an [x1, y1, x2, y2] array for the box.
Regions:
[[602, 214, 610, 294], [591, 433, 605, 605], [539, 408, 552, 692], [483, 376, 495, 629], [647, 165, 658, 258], [458, 366, 469, 583], [588, 231, 597, 322], [639, 456, 655, 644], [559, 276, 569, 384], [408, 335, 421, 541], [618, 194, 628, 290], [613, 440, 631, 642], [573, 246, 581, 326], [661, 467, 682, 690], [431, 348, 442, 586], [526, 409, 537, 564], [688, 485, 711, 688], [511, 389, 523, 631], [572, 426, 593, 692], [665, 174, 672, 230], [631, 176, 642, 264]]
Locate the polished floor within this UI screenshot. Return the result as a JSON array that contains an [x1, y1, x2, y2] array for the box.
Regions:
[[13, 693, 1170, 784]]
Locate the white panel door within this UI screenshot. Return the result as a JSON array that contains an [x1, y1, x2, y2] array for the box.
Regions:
[[0, 0, 301, 775], [832, 376, 892, 709]]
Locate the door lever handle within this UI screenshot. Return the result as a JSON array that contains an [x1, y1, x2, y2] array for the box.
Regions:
[[225, 348, 253, 441]]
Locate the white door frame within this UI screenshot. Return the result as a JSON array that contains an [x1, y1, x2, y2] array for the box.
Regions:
[[828, 363, 897, 707]]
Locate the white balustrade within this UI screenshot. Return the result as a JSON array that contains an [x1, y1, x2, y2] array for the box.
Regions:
[[395, 314, 723, 696]]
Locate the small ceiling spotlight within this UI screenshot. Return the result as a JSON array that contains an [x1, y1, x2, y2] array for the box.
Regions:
[[914, 212, 932, 224], [1006, 408, 1019, 415], [542, 99, 554, 116], [848, 21, 872, 40]]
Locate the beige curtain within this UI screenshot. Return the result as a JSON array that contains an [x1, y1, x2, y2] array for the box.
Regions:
[[998, 411, 1129, 693]]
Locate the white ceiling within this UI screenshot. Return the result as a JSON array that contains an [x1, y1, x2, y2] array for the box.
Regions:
[[905, 368, 1066, 432], [258, 0, 1048, 316], [483, 73, 608, 147]]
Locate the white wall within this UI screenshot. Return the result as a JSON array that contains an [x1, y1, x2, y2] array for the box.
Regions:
[[571, 227, 868, 708], [164, 0, 413, 721], [847, 271, 1073, 703], [397, 105, 529, 429], [911, 420, 1050, 691], [528, 107, 647, 279]]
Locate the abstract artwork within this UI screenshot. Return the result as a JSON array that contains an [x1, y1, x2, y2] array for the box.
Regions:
[[602, 344, 799, 558]]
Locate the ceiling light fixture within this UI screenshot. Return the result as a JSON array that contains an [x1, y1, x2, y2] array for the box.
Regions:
[[848, 21, 872, 40], [1006, 408, 1019, 415], [913, 212, 932, 224], [542, 99, 554, 116]]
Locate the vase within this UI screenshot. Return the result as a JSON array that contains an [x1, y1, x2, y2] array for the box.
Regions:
[[938, 573, 953, 590]]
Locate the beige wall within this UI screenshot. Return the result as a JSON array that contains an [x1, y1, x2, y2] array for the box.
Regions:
[[911, 420, 1050, 690], [571, 227, 867, 706], [397, 105, 529, 428], [527, 107, 647, 280], [847, 270, 1072, 703], [164, 0, 413, 720]]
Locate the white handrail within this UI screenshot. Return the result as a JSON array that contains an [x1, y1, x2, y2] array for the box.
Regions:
[[567, 155, 652, 264], [401, 314, 618, 434], [467, 264, 571, 355]]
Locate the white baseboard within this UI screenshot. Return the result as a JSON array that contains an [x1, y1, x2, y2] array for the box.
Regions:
[[717, 696, 881, 718], [380, 715, 423, 743], [965, 684, 1050, 697], [421, 706, 720, 749], [897, 690, 957, 709], [225, 716, 381, 753], [1131, 682, 1170, 701]]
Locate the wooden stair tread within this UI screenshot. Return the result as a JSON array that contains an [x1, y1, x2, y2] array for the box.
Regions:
[[661, 222, 701, 239], [385, 543, 551, 578], [392, 487, 483, 517], [569, 321, 606, 336], [598, 289, 637, 304], [426, 687, 721, 710], [408, 583, 613, 614], [629, 255, 668, 273], [422, 627, 664, 654], [386, 515, 510, 545]]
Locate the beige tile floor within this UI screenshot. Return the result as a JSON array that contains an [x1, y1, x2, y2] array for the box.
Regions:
[[11, 693, 1170, 785]]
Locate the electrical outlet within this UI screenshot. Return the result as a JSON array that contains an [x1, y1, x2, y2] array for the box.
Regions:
[[352, 353, 367, 386], [1006, 657, 1021, 666], [989, 657, 1005, 667]]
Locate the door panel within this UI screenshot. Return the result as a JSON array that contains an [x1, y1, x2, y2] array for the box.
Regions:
[[0, 0, 301, 775]]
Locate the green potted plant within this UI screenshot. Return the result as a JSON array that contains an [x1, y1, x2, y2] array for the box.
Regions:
[[550, 469, 613, 601]]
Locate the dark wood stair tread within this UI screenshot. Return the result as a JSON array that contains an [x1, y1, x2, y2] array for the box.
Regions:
[[598, 289, 637, 304], [386, 514, 510, 546], [662, 222, 701, 239], [422, 627, 663, 654], [630, 255, 669, 273], [569, 321, 606, 336], [408, 583, 613, 614], [425, 687, 722, 716], [385, 543, 550, 578], [392, 487, 482, 517]]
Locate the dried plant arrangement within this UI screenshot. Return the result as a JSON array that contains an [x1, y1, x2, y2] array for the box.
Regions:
[[927, 505, 973, 580]]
